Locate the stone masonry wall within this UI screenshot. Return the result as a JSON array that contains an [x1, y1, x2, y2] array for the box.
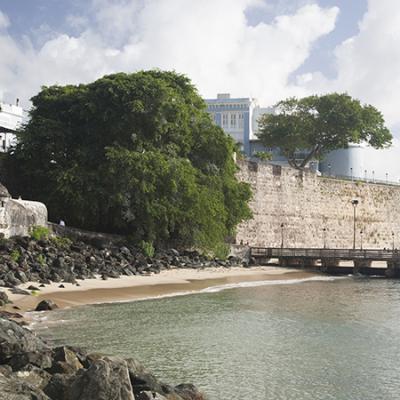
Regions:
[[236, 160, 400, 249]]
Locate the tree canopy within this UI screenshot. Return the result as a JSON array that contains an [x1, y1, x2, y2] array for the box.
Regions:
[[257, 93, 392, 169], [5, 70, 252, 253]]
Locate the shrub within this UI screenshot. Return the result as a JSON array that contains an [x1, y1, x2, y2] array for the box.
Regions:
[[140, 240, 155, 258], [51, 235, 72, 249], [30, 226, 50, 241]]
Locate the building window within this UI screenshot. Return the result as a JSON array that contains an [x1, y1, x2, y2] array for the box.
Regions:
[[238, 113, 244, 129], [231, 113, 237, 128], [222, 113, 229, 128]]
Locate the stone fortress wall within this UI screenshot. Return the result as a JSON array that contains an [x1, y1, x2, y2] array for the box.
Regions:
[[236, 160, 400, 249]]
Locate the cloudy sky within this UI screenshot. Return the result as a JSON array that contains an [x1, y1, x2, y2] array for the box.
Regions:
[[0, 0, 399, 134]]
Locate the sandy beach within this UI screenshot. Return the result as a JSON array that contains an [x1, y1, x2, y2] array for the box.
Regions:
[[3, 266, 318, 313]]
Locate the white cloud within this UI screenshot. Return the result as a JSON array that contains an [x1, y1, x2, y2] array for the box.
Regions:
[[297, 0, 400, 133], [0, 10, 9, 30], [0, 1, 338, 110]]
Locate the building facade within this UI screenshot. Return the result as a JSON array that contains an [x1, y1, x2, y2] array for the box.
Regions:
[[205, 93, 272, 156], [0, 101, 24, 152]]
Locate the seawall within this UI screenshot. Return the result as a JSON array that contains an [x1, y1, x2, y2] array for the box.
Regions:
[[236, 160, 400, 249]]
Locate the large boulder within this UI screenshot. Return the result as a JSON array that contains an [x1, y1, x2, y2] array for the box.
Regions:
[[49, 346, 83, 375], [67, 357, 135, 400], [35, 300, 59, 312], [0, 318, 49, 364]]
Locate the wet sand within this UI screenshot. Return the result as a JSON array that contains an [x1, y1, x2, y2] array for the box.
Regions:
[[3, 267, 319, 312]]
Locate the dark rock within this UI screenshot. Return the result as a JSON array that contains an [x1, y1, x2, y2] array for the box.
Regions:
[[127, 358, 168, 397], [0, 290, 9, 303], [0, 318, 49, 364], [136, 391, 168, 400], [0, 311, 24, 320], [35, 300, 59, 312], [27, 286, 40, 291], [9, 350, 53, 371], [174, 383, 204, 400], [58, 284, 65, 288], [9, 288, 30, 296], [49, 346, 83, 375], [67, 357, 135, 400], [43, 373, 70, 400], [15, 271, 28, 284]]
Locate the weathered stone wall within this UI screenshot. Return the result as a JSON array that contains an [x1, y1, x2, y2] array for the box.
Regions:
[[0, 198, 48, 238], [236, 160, 400, 249]]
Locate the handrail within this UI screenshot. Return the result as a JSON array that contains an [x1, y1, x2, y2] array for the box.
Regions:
[[250, 247, 400, 260]]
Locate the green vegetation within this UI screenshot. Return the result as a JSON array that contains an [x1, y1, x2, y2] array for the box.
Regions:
[[30, 226, 50, 241], [253, 151, 272, 161], [10, 249, 20, 263], [51, 235, 72, 249], [36, 254, 46, 267], [139, 240, 155, 258], [258, 93, 392, 170], [6, 71, 252, 254]]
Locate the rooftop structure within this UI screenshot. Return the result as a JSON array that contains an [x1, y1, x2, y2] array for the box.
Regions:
[[0, 101, 24, 152]]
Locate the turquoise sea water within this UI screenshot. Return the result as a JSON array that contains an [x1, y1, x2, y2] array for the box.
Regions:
[[34, 276, 400, 400]]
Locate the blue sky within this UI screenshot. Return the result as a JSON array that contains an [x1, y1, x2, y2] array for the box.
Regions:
[[0, 0, 399, 134]]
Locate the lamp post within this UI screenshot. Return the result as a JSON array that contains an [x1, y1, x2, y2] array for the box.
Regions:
[[351, 199, 359, 250], [280, 223, 284, 249], [372, 170, 375, 183], [360, 230, 363, 250], [350, 167, 353, 182], [323, 228, 327, 249], [328, 163, 331, 177], [392, 232, 395, 251], [364, 169, 367, 182]]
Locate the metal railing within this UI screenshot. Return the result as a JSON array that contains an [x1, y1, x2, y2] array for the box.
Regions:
[[250, 247, 400, 260], [320, 172, 400, 187]]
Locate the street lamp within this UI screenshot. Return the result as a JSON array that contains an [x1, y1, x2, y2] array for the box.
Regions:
[[323, 228, 327, 249], [360, 230, 363, 250], [350, 167, 353, 182], [372, 170, 375, 183], [280, 223, 284, 249], [351, 199, 359, 250], [328, 163, 331, 177], [392, 232, 395, 251]]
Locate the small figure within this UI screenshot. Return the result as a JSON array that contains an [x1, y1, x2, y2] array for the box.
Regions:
[[59, 219, 66, 227]]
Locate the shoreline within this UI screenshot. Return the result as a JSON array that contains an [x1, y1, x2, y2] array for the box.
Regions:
[[3, 266, 321, 313]]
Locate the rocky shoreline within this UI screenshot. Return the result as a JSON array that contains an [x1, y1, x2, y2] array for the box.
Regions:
[[0, 235, 245, 304], [0, 315, 205, 399]]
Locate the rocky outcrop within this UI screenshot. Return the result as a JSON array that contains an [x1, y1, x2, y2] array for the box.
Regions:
[[0, 235, 245, 289], [0, 317, 206, 400]]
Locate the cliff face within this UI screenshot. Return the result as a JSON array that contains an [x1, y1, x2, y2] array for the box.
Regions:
[[236, 161, 400, 249], [0, 183, 47, 238]]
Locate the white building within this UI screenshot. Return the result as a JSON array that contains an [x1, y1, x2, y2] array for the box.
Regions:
[[320, 142, 400, 184], [205, 93, 272, 155], [0, 101, 24, 152]]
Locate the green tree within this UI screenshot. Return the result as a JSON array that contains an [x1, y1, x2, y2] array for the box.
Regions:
[[6, 70, 251, 253], [257, 93, 392, 170]]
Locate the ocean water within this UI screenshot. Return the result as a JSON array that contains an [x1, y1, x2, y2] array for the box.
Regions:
[[34, 276, 400, 400]]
